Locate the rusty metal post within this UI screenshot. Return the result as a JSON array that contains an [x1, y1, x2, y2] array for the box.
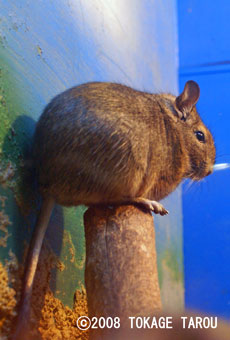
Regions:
[[84, 205, 162, 339]]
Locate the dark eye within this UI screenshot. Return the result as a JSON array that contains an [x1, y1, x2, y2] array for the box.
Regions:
[[195, 130, 205, 143]]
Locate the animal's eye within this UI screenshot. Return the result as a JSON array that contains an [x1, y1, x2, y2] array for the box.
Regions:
[[195, 130, 205, 143]]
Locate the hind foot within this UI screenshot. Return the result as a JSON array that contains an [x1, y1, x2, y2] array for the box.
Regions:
[[132, 197, 169, 215]]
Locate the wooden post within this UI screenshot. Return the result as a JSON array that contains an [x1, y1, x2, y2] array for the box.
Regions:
[[84, 205, 162, 339]]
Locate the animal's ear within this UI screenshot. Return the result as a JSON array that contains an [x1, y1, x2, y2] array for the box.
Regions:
[[175, 81, 200, 120]]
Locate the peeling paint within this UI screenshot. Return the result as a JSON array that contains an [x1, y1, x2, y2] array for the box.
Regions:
[[63, 229, 85, 269], [0, 33, 7, 48], [0, 162, 15, 186], [0, 196, 11, 248], [36, 45, 43, 58]]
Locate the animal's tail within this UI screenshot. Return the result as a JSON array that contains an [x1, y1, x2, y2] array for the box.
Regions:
[[11, 196, 55, 340]]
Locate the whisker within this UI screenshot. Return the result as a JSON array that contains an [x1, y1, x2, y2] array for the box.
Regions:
[[183, 179, 196, 194]]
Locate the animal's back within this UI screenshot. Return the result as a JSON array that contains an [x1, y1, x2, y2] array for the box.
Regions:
[[33, 82, 160, 206]]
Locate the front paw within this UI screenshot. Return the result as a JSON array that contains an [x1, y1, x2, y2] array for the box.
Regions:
[[133, 198, 169, 215], [148, 200, 169, 216]]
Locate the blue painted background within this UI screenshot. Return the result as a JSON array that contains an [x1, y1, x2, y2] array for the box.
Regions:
[[178, 1, 230, 319]]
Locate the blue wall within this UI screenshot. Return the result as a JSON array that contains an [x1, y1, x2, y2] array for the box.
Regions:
[[178, 1, 230, 319]]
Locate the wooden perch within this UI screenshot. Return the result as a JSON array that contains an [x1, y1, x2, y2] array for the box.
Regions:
[[84, 205, 162, 338]]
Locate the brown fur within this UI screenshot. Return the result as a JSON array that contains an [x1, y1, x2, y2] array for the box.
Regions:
[[33, 81, 215, 205]]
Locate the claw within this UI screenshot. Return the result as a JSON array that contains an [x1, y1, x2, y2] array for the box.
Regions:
[[132, 197, 169, 216]]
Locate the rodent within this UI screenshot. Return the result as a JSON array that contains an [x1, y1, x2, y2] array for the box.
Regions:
[[12, 80, 216, 339]]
